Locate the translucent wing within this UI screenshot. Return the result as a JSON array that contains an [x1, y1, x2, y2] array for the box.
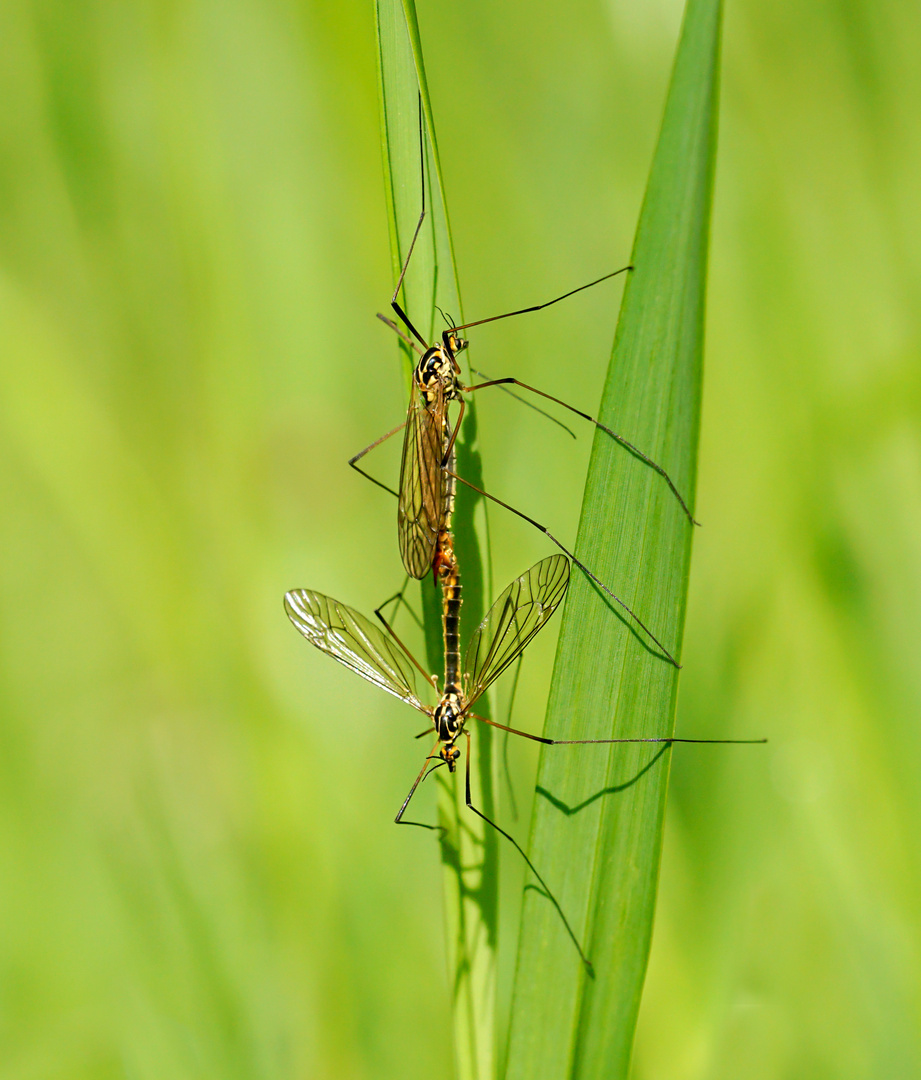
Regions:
[[285, 589, 428, 713], [397, 390, 446, 579], [463, 554, 570, 707]]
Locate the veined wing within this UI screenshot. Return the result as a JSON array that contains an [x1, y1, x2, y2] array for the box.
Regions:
[[285, 589, 428, 713], [397, 389, 445, 579], [463, 555, 570, 707]]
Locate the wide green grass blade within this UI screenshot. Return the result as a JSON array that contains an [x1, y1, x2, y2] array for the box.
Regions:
[[375, 3, 497, 1078], [505, 0, 722, 1076]]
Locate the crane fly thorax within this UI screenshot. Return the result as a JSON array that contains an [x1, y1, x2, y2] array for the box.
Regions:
[[415, 345, 463, 406], [434, 690, 465, 770]]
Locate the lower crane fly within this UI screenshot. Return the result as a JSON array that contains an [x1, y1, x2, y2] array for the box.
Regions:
[[284, 552, 765, 971], [350, 104, 694, 667], [285, 555, 595, 958], [285, 554, 571, 829]]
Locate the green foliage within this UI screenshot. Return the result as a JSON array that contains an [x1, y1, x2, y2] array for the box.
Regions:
[[0, 0, 919, 1078], [507, 1, 719, 1075]]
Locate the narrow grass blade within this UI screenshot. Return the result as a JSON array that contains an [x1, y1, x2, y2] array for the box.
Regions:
[[505, 1, 722, 1076], [375, 3, 497, 1077]]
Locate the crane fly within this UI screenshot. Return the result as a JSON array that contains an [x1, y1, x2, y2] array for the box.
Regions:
[[284, 551, 765, 970], [349, 107, 695, 667], [285, 555, 570, 825], [285, 553, 603, 962], [285, 555, 600, 958]]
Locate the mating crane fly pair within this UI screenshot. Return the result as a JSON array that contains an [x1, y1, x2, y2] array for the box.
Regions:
[[284, 109, 764, 971]]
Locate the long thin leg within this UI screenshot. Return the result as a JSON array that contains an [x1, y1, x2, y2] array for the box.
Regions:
[[462, 732, 594, 975], [445, 467, 681, 668], [377, 312, 425, 355], [445, 264, 632, 338], [374, 575, 424, 634], [390, 97, 430, 350], [352, 306, 425, 500], [468, 713, 767, 746], [395, 737, 444, 832], [463, 378, 698, 525], [471, 368, 575, 439], [348, 417, 407, 499], [374, 601, 440, 693]]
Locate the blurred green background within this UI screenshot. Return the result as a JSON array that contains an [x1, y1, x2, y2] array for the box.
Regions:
[[1, 0, 919, 1076]]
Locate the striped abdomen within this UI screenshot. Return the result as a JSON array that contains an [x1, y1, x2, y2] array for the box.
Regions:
[[437, 427, 462, 691], [438, 530, 462, 693]]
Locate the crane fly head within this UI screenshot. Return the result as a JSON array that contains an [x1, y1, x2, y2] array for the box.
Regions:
[[442, 327, 468, 363], [439, 743, 461, 772], [433, 308, 468, 363]]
